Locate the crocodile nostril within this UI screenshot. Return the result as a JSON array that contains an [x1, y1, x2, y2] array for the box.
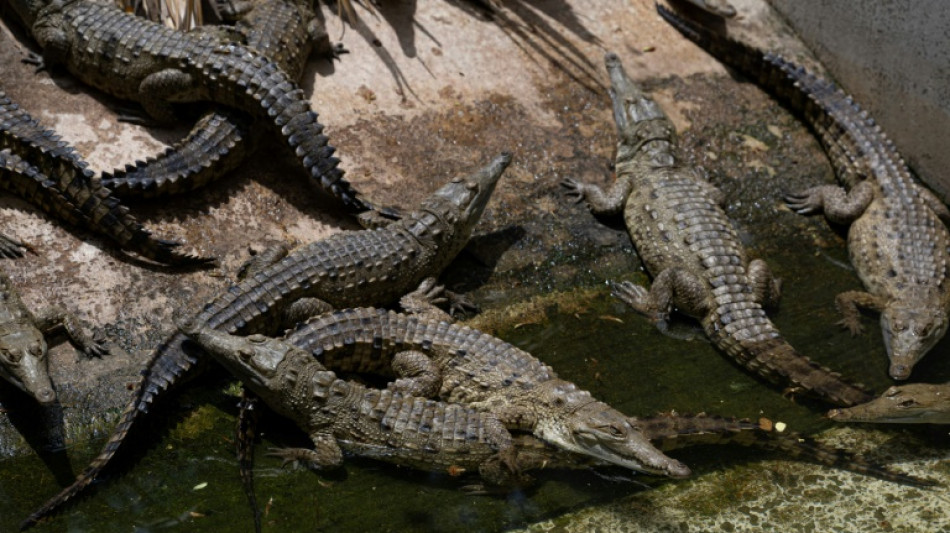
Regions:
[[35, 387, 56, 405]]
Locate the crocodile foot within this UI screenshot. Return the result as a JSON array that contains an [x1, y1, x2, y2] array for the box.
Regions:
[[560, 178, 587, 204], [836, 316, 865, 336], [783, 188, 824, 215], [0, 234, 31, 258]]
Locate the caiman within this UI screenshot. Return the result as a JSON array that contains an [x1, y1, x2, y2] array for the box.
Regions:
[[275, 306, 691, 478], [21, 153, 510, 530], [656, 4, 950, 380], [0, 89, 210, 265], [0, 267, 106, 405], [100, 0, 338, 199], [562, 53, 872, 407], [7, 0, 369, 211], [829, 382, 950, 424]]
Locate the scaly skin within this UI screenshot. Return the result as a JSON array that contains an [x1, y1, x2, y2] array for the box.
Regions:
[[181, 325, 522, 484], [562, 54, 872, 407], [656, 4, 950, 380], [0, 90, 210, 265], [100, 0, 335, 199], [8, 0, 369, 210], [20, 154, 510, 530], [0, 268, 107, 405], [513, 412, 934, 487], [828, 382, 950, 424], [278, 307, 691, 479]]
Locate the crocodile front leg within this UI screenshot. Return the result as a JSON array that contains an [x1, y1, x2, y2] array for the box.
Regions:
[[835, 290, 888, 336], [784, 180, 874, 225], [918, 186, 950, 226], [237, 243, 292, 280], [561, 176, 633, 216], [389, 350, 441, 398], [0, 234, 29, 259], [31, 306, 108, 358], [611, 267, 711, 325]]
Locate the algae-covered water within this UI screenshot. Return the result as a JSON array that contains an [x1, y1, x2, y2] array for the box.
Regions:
[[2, 284, 948, 532]]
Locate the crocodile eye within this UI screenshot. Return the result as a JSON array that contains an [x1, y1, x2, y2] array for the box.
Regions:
[[29, 343, 43, 357], [0, 349, 21, 364], [465, 181, 478, 191], [898, 399, 918, 408], [238, 347, 256, 359], [247, 335, 267, 344]]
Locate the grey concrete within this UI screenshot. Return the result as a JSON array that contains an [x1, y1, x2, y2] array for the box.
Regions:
[[769, 0, 950, 200]]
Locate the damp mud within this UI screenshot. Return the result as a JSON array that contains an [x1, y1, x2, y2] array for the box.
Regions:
[[0, 0, 947, 531]]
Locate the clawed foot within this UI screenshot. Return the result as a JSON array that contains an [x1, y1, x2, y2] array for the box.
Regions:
[[0, 234, 32, 259], [444, 289, 478, 317], [560, 178, 587, 204], [331, 43, 350, 60], [81, 330, 110, 358], [266, 447, 321, 471], [836, 316, 864, 336], [783, 188, 823, 215], [611, 281, 666, 323], [21, 52, 46, 72]]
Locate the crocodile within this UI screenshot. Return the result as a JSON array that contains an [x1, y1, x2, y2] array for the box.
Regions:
[[656, 4, 950, 380], [20, 153, 510, 529], [180, 323, 524, 485], [7, 0, 369, 211], [275, 306, 691, 478], [0, 267, 106, 405], [561, 53, 872, 407], [828, 382, 950, 424], [99, 0, 338, 199], [0, 89, 210, 265]]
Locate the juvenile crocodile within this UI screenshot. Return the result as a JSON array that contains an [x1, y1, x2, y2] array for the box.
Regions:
[[21, 154, 510, 529], [180, 323, 523, 484], [656, 4, 950, 380], [0, 90, 210, 265], [828, 382, 950, 424], [0, 267, 106, 405], [562, 53, 872, 407], [99, 0, 337, 199], [276, 306, 691, 478], [8, 0, 368, 211]]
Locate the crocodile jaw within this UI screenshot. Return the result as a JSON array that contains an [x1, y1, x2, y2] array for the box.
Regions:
[[881, 307, 948, 380], [828, 383, 950, 424], [0, 335, 55, 405]]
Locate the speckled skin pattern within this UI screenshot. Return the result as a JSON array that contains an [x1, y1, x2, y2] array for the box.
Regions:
[[658, 4, 950, 381], [829, 382, 950, 424], [100, 0, 333, 199], [0, 90, 209, 265], [0, 268, 106, 406], [182, 326, 522, 484], [9, 0, 367, 210], [563, 54, 872, 407], [20, 154, 509, 530], [280, 307, 691, 478]]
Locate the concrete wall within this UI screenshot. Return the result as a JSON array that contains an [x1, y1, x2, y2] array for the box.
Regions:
[[769, 0, 950, 200]]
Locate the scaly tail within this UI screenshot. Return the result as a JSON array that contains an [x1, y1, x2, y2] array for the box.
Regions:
[[641, 412, 937, 488]]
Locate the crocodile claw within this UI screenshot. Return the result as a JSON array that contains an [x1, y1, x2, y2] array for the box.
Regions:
[[0, 234, 30, 259], [783, 189, 823, 215], [21, 52, 46, 72], [560, 178, 586, 204]]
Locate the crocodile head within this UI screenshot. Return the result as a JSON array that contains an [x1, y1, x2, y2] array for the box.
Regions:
[[828, 383, 950, 424], [604, 53, 676, 168], [530, 381, 691, 478], [410, 153, 510, 262], [0, 329, 55, 404], [880, 305, 947, 380], [178, 322, 314, 406]]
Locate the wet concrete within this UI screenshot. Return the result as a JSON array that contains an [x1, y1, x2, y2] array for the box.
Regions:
[[0, 0, 948, 531]]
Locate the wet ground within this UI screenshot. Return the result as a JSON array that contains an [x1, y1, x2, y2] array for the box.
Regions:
[[0, 0, 948, 531]]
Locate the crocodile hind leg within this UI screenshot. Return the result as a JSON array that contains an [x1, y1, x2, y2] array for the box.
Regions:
[[918, 186, 950, 226], [784, 180, 874, 225], [0, 234, 29, 258], [400, 278, 475, 320], [611, 268, 711, 326], [389, 350, 442, 398], [748, 259, 782, 310], [237, 243, 292, 280], [137, 68, 200, 123], [281, 298, 335, 326], [31, 306, 108, 358], [268, 430, 343, 469], [835, 290, 887, 336]]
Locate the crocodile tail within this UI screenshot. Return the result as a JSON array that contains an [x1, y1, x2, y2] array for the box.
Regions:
[[641, 412, 937, 488], [715, 332, 874, 407], [100, 109, 254, 199], [656, 3, 879, 188], [211, 48, 368, 212], [20, 335, 201, 530]]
